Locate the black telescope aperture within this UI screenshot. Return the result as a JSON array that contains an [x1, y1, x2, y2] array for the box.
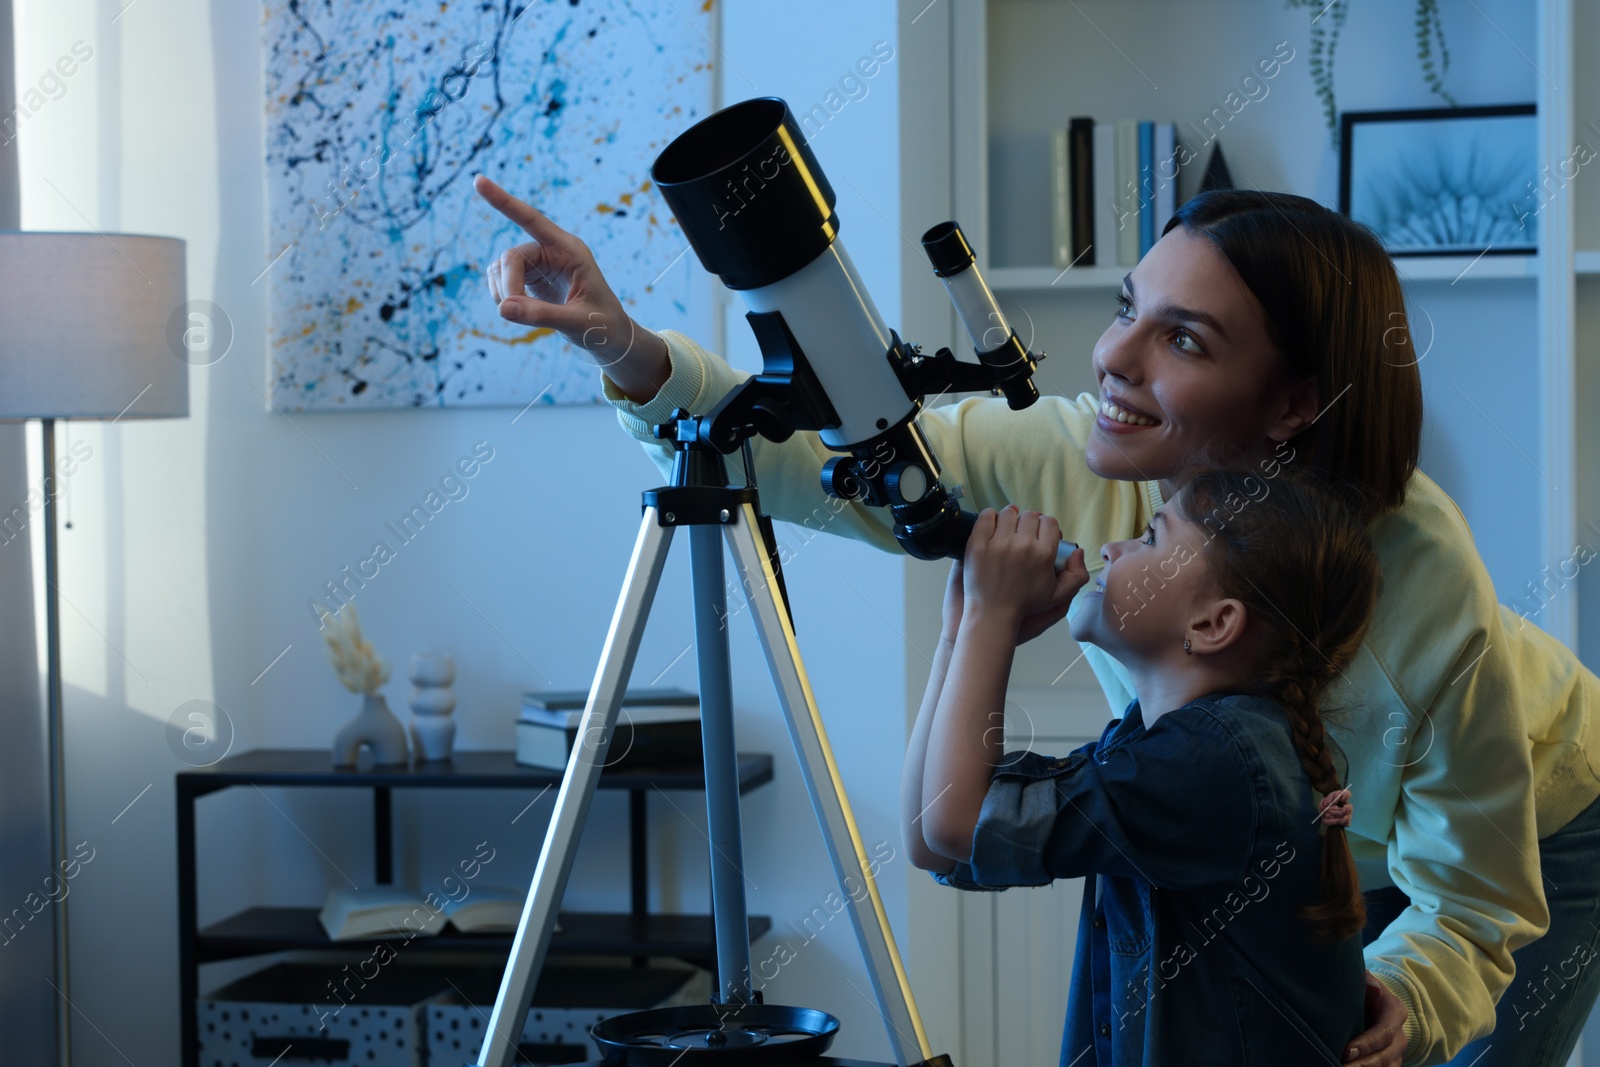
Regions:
[[651, 97, 839, 291], [921, 221, 976, 278]]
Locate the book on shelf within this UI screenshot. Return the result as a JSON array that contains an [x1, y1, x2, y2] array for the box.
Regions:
[[1115, 119, 1140, 266], [519, 686, 698, 726], [1092, 122, 1116, 267], [1050, 118, 1098, 267], [318, 885, 447, 941], [1154, 123, 1176, 253], [516, 686, 701, 770], [1138, 120, 1154, 257], [438, 884, 527, 933], [1068, 117, 1095, 266], [1047, 117, 1183, 269], [318, 884, 544, 940], [1051, 128, 1072, 267]]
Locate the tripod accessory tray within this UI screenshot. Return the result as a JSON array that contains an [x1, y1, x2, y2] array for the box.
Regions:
[[591, 1001, 839, 1066]]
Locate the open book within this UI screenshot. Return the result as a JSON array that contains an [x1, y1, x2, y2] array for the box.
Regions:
[[318, 884, 540, 940]]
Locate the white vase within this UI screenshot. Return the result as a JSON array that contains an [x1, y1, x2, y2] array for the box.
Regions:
[[408, 652, 457, 762], [331, 693, 410, 767]]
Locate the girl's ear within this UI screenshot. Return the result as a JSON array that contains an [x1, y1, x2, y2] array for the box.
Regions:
[[1186, 597, 1249, 655]]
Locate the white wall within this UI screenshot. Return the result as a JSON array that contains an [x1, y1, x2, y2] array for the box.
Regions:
[[14, 1, 917, 1064]]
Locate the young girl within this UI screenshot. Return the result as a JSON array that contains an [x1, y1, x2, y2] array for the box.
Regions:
[[902, 467, 1377, 1065]]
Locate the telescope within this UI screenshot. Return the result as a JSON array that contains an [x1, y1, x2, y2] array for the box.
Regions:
[[472, 98, 1069, 1067], [651, 96, 1065, 563]]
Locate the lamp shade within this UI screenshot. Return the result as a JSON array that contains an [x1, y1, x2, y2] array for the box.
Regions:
[[0, 231, 188, 420]]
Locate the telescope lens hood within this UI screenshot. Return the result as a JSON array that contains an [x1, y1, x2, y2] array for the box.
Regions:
[[652, 97, 839, 290]]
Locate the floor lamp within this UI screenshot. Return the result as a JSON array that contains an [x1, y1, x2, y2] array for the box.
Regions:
[[0, 231, 188, 1066]]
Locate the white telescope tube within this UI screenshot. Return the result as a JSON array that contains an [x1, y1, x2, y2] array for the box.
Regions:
[[741, 241, 914, 449], [938, 265, 1016, 356]]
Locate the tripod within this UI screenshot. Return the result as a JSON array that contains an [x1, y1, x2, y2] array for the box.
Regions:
[[472, 409, 954, 1067]]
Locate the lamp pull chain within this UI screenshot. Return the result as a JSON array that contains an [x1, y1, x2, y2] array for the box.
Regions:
[[61, 420, 71, 530]]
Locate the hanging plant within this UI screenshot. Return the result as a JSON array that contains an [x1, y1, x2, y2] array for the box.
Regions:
[[1415, 0, 1457, 108], [1285, 0, 1457, 147]]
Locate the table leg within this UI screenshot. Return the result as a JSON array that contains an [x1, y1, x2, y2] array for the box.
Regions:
[[177, 781, 198, 1067], [630, 789, 647, 967], [375, 787, 392, 884]]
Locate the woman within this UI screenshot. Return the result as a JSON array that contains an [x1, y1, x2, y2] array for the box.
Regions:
[[475, 173, 1600, 1067]]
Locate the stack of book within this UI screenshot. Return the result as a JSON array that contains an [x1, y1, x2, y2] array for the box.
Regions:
[[1050, 118, 1185, 269], [515, 687, 701, 771]]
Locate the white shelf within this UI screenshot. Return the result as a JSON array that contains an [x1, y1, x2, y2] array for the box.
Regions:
[[1396, 254, 1537, 281], [990, 251, 1600, 293], [988, 265, 1126, 291], [987, 253, 1577, 293]]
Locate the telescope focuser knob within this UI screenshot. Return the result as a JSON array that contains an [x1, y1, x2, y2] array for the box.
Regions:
[[820, 457, 864, 501], [655, 408, 719, 450], [652, 408, 695, 440]]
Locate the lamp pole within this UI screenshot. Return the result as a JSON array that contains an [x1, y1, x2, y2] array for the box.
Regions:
[[0, 230, 188, 1067], [41, 416, 70, 1066]]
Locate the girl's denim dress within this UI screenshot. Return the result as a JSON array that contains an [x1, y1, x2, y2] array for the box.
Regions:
[[934, 691, 1367, 1066]]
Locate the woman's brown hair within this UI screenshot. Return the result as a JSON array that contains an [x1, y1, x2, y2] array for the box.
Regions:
[[1176, 465, 1381, 941], [1163, 190, 1424, 524]]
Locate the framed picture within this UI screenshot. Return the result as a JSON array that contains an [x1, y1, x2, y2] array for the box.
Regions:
[[263, 1, 716, 411], [1339, 105, 1538, 257]]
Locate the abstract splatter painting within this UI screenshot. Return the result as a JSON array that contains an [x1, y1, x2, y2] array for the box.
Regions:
[[264, 0, 715, 409]]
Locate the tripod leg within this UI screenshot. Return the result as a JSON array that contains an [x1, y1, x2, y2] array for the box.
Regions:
[[723, 504, 936, 1067], [475, 510, 675, 1067], [689, 525, 755, 1005]]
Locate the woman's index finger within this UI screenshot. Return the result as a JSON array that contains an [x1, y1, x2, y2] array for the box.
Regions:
[[473, 174, 570, 245]]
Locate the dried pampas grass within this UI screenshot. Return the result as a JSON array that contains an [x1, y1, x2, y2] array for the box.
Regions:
[[317, 603, 390, 695]]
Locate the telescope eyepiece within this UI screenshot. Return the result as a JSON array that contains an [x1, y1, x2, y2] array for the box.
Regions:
[[1000, 377, 1041, 410], [920, 221, 976, 279]]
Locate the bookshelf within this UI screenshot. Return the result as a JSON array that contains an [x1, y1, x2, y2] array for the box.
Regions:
[[898, 1, 1594, 1064], [940, 0, 1586, 651]]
